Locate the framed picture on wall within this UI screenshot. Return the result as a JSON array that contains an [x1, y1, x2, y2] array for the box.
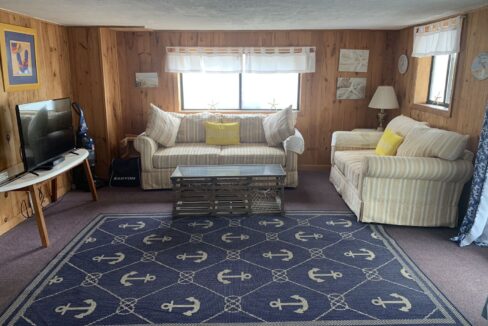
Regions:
[[0, 23, 40, 92]]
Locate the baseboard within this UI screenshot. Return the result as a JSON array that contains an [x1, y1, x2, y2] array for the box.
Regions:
[[298, 164, 330, 171]]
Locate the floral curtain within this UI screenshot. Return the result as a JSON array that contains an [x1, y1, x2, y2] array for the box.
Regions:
[[452, 102, 488, 247]]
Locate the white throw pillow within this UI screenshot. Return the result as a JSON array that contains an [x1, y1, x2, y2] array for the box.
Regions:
[[397, 126, 469, 161], [262, 106, 295, 146], [385, 115, 429, 137], [145, 103, 181, 147]]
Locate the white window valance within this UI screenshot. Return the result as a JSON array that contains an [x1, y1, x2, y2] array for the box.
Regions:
[[412, 16, 463, 57], [165, 46, 316, 73]]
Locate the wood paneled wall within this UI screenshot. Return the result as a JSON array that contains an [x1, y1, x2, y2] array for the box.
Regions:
[[68, 27, 123, 178], [0, 10, 72, 235], [390, 7, 488, 151], [116, 30, 393, 168]]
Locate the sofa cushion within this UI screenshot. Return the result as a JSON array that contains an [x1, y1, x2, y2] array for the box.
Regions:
[[334, 150, 375, 188], [205, 122, 240, 145], [385, 115, 429, 137], [171, 112, 221, 143], [221, 114, 267, 143], [152, 143, 221, 168], [219, 144, 286, 165], [145, 104, 181, 147], [262, 106, 295, 146], [397, 126, 469, 161]]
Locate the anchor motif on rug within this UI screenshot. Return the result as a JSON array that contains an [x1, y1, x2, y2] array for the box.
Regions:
[[176, 250, 208, 263], [120, 271, 156, 287], [55, 299, 97, 319], [188, 220, 213, 229], [258, 219, 284, 228], [263, 249, 293, 261], [326, 219, 352, 228], [161, 297, 200, 316], [308, 268, 343, 282], [49, 275, 63, 286], [344, 248, 376, 261], [85, 237, 96, 244], [143, 234, 172, 245], [221, 232, 249, 243], [217, 269, 252, 284], [92, 252, 125, 265], [401, 267, 414, 280], [295, 231, 323, 242], [118, 221, 145, 231], [371, 293, 412, 312], [269, 295, 308, 314]]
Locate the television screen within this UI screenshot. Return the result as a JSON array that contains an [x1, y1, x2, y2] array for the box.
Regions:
[[15, 98, 75, 172]]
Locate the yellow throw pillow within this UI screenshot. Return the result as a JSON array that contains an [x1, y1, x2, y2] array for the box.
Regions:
[[205, 122, 240, 145], [375, 128, 404, 156]]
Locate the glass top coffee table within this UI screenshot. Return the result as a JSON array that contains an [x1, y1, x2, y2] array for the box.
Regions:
[[170, 164, 286, 216]]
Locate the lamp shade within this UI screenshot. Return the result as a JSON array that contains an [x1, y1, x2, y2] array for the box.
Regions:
[[368, 86, 399, 110]]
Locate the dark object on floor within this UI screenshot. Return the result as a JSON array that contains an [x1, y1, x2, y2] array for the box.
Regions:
[[483, 296, 487, 319], [0, 211, 469, 325], [109, 157, 140, 187]]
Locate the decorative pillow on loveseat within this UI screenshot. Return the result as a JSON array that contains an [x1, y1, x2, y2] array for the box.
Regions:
[[385, 115, 429, 137], [375, 128, 404, 156], [397, 126, 469, 161], [262, 106, 295, 146], [145, 103, 181, 147]]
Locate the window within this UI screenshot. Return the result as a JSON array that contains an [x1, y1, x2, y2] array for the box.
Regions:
[[180, 73, 300, 110], [427, 54, 457, 108]]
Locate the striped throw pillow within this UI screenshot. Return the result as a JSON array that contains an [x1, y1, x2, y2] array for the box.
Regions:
[[385, 115, 429, 137], [262, 106, 295, 146], [397, 126, 469, 161], [145, 104, 181, 147]]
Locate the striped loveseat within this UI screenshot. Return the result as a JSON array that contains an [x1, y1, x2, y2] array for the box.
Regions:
[[135, 112, 304, 190], [330, 115, 474, 227]]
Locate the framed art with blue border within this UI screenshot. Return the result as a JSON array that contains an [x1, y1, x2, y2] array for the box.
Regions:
[[0, 23, 39, 92]]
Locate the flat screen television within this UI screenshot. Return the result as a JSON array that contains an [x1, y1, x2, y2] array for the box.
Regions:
[[15, 98, 75, 172]]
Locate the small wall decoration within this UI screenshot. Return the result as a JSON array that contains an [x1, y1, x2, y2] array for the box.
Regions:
[[471, 52, 488, 80], [338, 49, 369, 72], [336, 77, 366, 99], [398, 54, 408, 74], [0, 24, 39, 92], [135, 72, 159, 88]]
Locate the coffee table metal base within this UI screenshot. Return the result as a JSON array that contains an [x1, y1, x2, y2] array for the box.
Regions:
[[171, 175, 285, 217]]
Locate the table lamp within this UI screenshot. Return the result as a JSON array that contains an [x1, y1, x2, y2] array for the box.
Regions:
[[368, 86, 399, 131]]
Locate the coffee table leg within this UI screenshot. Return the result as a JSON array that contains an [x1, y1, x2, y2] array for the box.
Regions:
[[280, 176, 285, 215], [28, 185, 49, 247]]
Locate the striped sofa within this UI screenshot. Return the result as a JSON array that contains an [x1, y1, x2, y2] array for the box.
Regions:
[[135, 112, 304, 189], [330, 116, 474, 227]]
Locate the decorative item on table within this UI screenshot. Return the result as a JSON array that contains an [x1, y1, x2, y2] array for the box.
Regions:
[[338, 49, 369, 72], [0, 23, 39, 91], [471, 52, 488, 81], [135, 72, 158, 87], [336, 77, 366, 100], [369, 86, 399, 131]]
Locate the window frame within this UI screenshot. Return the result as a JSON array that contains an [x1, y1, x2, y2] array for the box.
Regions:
[[179, 72, 301, 111], [426, 54, 457, 108]]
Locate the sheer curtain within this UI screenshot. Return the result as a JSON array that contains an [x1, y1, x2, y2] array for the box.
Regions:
[[165, 46, 315, 73], [412, 16, 463, 57], [452, 102, 488, 247]]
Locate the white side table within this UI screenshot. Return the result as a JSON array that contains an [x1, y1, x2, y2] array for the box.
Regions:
[[0, 148, 98, 247]]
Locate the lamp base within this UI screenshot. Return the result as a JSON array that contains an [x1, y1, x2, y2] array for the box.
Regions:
[[377, 109, 387, 131]]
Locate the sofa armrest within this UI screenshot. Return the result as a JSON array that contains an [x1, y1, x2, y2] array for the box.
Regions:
[[283, 129, 305, 154], [134, 133, 159, 171], [331, 131, 383, 151], [362, 155, 473, 183]]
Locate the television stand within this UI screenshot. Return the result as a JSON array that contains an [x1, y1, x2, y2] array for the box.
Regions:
[[37, 156, 65, 170], [0, 149, 98, 248]]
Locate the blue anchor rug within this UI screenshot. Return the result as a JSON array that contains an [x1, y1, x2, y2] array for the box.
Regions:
[[0, 211, 469, 325]]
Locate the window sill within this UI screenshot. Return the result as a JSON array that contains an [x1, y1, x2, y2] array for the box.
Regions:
[[411, 103, 452, 117]]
